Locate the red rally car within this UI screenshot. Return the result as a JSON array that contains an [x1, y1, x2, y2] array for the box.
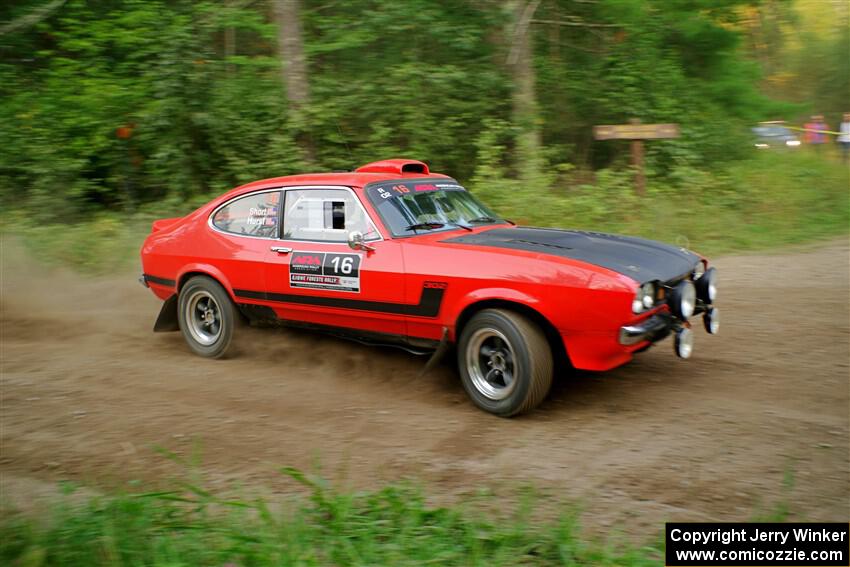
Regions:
[[141, 159, 719, 416]]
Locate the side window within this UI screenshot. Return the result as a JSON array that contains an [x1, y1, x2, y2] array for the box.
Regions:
[[282, 189, 379, 242], [212, 191, 280, 238]]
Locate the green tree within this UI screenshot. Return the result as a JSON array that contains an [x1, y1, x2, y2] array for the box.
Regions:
[[0, 0, 828, 220], [0, 0, 299, 218]]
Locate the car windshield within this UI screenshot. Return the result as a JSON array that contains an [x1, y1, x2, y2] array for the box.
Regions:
[[366, 180, 503, 237], [752, 126, 792, 137]]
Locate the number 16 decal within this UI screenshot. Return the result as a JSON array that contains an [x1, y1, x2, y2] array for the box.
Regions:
[[290, 251, 361, 292], [330, 255, 355, 275]]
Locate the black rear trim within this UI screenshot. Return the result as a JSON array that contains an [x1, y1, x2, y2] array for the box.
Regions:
[[144, 274, 176, 287], [233, 285, 445, 318]]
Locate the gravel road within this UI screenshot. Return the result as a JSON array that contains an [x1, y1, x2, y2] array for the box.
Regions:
[[2, 239, 847, 536]]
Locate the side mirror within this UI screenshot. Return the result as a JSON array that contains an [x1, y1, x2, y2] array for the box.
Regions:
[[347, 230, 375, 252]]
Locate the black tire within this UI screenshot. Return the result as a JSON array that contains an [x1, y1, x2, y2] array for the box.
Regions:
[[177, 275, 238, 359], [457, 309, 553, 416]]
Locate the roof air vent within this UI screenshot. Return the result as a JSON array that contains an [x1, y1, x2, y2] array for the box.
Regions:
[[355, 159, 430, 176]]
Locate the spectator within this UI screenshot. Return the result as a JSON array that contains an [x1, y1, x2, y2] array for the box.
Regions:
[[838, 113, 850, 164], [804, 115, 828, 149]]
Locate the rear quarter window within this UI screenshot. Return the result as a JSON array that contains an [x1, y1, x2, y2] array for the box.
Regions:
[[212, 191, 280, 238]]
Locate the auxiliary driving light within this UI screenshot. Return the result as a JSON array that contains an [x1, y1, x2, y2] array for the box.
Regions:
[[674, 327, 693, 359], [695, 267, 717, 304], [670, 280, 696, 320], [703, 307, 719, 334]]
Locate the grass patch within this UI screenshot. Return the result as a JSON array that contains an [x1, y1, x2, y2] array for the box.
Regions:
[[4, 151, 847, 274], [1, 469, 663, 566], [476, 150, 849, 256], [2, 211, 151, 275]]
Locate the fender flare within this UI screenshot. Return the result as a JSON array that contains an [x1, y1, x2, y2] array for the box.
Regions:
[[449, 287, 571, 368], [448, 287, 545, 334], [176, 263, 237, 300]]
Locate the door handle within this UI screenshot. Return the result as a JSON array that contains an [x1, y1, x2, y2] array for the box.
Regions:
[[270, 246, 293, 254]]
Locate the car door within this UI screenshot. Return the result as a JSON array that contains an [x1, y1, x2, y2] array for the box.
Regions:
[[263, 186, 408, 337], [206, 188, 281, 296]]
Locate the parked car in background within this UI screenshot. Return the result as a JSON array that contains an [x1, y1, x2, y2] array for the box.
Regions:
[[140, 159, 719, 416], [752, 123, 801, 149]]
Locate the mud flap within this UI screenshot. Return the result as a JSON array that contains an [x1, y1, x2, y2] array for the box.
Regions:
[[153, 294, 180, 332], [419, 327, 450, 377]]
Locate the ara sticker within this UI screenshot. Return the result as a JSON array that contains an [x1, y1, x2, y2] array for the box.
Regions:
[[289, 251, 361, 293]]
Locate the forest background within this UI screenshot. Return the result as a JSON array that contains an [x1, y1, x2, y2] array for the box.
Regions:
[[0, 0, 848, 270]]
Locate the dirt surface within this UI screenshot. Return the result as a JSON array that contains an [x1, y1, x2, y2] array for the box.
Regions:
[[2, 239, 848, 536]]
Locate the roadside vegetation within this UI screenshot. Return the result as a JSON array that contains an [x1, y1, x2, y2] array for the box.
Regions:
[[6, 149, 847, 274], [2, 0, 847, 274], [0, 463, 798, 566], [1, 468, 662, 567]]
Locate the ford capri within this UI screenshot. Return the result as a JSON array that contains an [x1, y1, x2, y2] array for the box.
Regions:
[[140, 159, 719, 416]]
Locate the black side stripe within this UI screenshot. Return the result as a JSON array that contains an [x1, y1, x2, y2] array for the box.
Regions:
[[144, 274, 176, 287], [233, 286, 445, 318]]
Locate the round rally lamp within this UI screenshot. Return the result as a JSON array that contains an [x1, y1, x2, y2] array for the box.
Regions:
[[693, 261, 705, 280], [670, 280, 696, 320], [695, 267, 717, 304], [674, 327, 694, 359], [703, 307, 719, 334]]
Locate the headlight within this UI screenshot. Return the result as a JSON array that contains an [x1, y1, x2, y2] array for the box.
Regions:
[[632, 282, 657, 314], [641, 283, 655, 309], [670, 280, 696, 320], [695, 267, 717, 304]]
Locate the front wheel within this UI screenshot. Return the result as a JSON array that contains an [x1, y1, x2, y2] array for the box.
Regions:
[[457, 309, 553, 416], [177, 275, 238, 358]]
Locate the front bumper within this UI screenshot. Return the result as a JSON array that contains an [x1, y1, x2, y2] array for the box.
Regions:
[[618, 303, 718, 362], [618, 312, 673, 346]]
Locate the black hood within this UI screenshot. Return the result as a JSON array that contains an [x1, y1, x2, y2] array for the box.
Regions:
[[441, 227, 699, 283]]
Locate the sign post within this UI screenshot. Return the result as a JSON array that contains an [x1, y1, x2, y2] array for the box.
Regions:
[[593, 119, 680, 196]]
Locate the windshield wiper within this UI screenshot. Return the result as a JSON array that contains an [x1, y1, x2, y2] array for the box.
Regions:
[[467, 216, 499, 224], [405, 221, 473, 232], [406, 222, 445, 231], [448, 221, 473, 231]]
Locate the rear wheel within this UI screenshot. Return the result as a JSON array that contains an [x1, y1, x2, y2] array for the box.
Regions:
[[457, 309, 553, 416], [177, 276, 237, 358]]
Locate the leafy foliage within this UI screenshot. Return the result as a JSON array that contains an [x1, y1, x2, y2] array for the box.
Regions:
[[0, 0, 842, 222], [302, 0, 510, 179], [0, 0, 299, 220]]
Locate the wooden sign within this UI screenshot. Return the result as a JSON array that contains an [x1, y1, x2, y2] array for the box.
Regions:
[[593, 120, 680, 196], [593, 123, 680, 140]]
